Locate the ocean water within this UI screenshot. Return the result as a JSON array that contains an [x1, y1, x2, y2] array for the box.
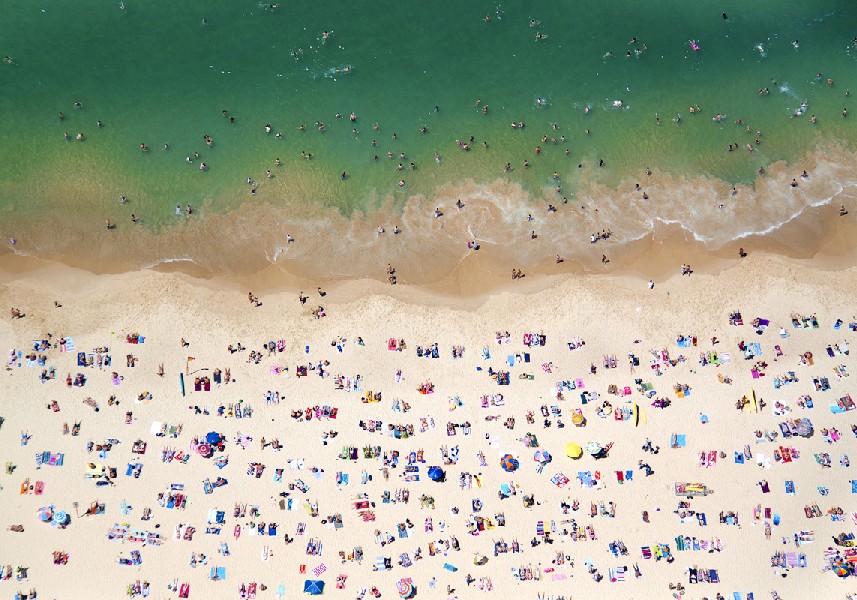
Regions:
[[1, 0, 856, 276]]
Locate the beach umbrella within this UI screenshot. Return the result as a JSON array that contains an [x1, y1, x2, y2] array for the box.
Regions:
[[585, 442, 602, 455], [534, 450, 553, 463], [565, 443, 583, 459], [834, 565, 849, 577], [197, 443, 212, 457], [52, 511, 69, 526], [37, 506, 53, 522], [206, 432, 222, 445], [396, 579, 415, 598], [427, 466, 445, 482], [500, 454, 519, 472], [303, 579, 325, 595]]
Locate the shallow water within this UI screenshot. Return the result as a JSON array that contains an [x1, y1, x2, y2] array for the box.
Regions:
[[1, 0, 856, 275]]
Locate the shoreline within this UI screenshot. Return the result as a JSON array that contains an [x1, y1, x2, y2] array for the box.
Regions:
[[2, 142, 856, 289], [0, 169, 854, 308], [1, 207, 855, 312], [0, 143, 855, 304]]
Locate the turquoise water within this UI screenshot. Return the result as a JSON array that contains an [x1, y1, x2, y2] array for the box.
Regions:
[[1, 0, 856, 270]]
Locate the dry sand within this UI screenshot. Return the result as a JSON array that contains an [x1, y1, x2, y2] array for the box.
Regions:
[[0, 252, 855, 599]]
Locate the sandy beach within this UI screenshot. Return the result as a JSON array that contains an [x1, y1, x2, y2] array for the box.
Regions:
[[0, 251, 855, 600], [6, 3, 857, 598]]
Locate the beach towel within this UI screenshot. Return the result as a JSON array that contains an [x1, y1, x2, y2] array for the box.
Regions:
[[671, 434, 687, 448], [550, 473, 570, 488], [60, 338, 75, 352]]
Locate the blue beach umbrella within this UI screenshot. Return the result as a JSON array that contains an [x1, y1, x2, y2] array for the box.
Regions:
[[427, 466, 445, 482], [303, 579, 325, 595], [206, 432, 222, 445]]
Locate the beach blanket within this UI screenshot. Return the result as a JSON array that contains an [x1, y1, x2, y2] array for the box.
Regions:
[[550, 473, 570, 488]]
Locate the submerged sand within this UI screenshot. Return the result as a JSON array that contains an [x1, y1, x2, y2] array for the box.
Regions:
[[1, 143, 856, 292], [0, 252, 855, 599]]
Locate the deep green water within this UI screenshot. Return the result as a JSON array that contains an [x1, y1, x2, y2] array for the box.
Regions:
[[1, 0, 856, 243]]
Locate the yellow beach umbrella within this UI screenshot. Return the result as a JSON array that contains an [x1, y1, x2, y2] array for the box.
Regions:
[[565, 443, 583, 459]]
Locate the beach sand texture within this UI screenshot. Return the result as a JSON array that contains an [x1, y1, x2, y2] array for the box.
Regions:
[[0, 254, 855, 599]]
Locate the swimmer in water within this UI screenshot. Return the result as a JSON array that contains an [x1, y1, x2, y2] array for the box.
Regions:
[[792, 40, 799, 49]]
